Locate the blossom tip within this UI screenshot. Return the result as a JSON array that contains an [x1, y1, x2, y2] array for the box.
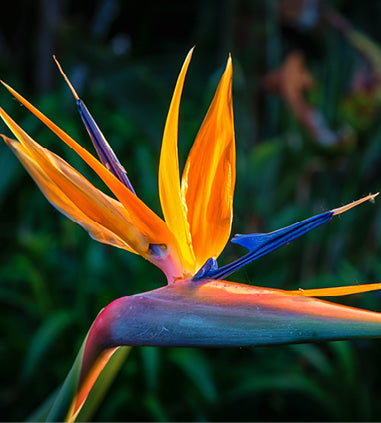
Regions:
[[0, 80, 10, 90], [186, 46, 195, 60], [223, 55, 233, 76], [53, 56, 79, 100], [332, 193, 378, 216]]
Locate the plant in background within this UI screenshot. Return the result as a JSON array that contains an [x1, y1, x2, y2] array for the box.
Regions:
[[1, 49, 381, 421]]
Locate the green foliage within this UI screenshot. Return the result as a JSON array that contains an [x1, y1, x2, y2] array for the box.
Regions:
[[1, 0, 381, 421]]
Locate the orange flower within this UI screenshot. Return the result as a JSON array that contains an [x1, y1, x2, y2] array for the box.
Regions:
[[0, 49, 236, 282], [1, 49, 381, 422]]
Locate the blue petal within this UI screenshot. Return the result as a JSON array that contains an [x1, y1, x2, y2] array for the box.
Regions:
[[232, 211, 333, 249], [76, 99, 136, 194], [194, 210, 333, 280], [193, 257, 218, 280]]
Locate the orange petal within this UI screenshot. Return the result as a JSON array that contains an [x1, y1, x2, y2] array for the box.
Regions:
[[0, 122, 147, 254], [5, 138, 136, 251], [181, 56, 235, 270], [290, 283, 381, 297], [158, 48, 196, 273], [0, 82, 173, 248]]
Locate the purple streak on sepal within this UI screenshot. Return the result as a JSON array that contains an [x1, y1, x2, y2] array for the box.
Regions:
[[76, 99, 136, 194], [194, 210, 333, 280]]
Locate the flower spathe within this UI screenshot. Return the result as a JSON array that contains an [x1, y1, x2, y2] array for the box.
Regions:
[[1, 49, 381, 422]]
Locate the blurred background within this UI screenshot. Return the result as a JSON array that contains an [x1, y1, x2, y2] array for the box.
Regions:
[[1, 0, 381, 421]]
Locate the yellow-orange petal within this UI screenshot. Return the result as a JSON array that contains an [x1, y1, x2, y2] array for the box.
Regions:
[[290, 283, 381, 297], [181, 56, 235, 270], [158, 48, 196, 273], [1, 126, 146, 254], [0, 82, 173, 248]]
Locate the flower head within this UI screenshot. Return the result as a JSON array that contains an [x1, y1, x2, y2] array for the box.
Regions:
[[1, 49, 377, 285], [1, 49, 381, 421]]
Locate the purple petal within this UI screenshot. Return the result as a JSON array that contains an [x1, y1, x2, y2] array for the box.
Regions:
[[53, 56, 135, 193], [76, 99, 136, 194]]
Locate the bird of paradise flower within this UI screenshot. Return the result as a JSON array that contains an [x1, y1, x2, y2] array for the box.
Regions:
[[1, 48, 381, 422]]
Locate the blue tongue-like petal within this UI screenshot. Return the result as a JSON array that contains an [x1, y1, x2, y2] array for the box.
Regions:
[[193, 210, 333, 280], [193, 194, 377, 281], [231, 211, 333, 250]]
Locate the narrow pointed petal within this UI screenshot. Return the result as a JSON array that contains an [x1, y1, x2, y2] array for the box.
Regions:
[[0, 110, 147, 253], [289, 282, 381, 297], [159, 48, 196, 274], [0, 82, 173, 249], [195, 194, 377, 280], [76, 99, 136, 193], [182, 56, 235, 270], [2, 134, 143, 253], [53, 56, 136, 193]]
